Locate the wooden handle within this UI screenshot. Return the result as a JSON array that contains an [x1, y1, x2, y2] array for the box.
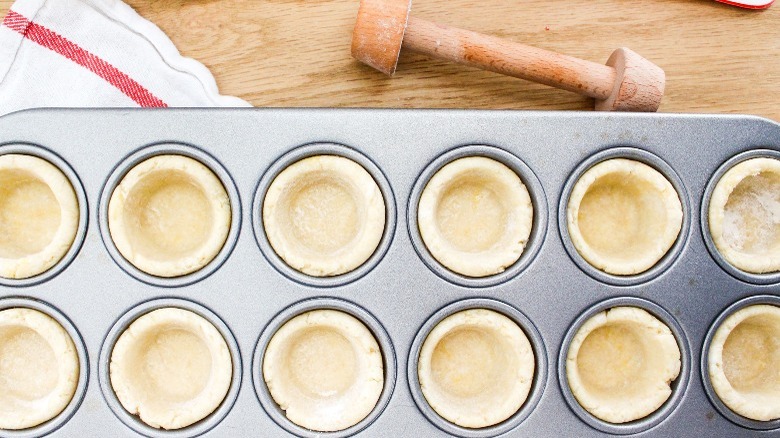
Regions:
[[351, 0, 665, 111], [403, 17, 616, 100]]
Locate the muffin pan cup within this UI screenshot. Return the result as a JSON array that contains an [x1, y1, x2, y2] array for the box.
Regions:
[[0, 108, 779, 436], [408, 298, 547, 437], [0, 143, 88, 288], [0, 297, 89, 438], [98, 143, 242, 288], [97, 298, 242, 438], [252, 143, 397, 288], [557, 296, 691, 435], [252, 297, 397, 438], [408, 145, 547, 288], [701, 149, 780, 285], [701, 294, 780, 430], [558, 147, 691, 286]]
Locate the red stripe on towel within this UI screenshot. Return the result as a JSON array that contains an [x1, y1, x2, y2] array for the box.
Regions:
[[2, 10, 168, 107]]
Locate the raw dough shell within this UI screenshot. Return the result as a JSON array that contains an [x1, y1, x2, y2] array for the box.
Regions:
[[262, 155, 385, 277], [708, 157, 780, 274], [567, 158, 683, 276], [418, 156, 533, 277], [108, 155, 231, 278], [0, 308, 79, 430], [708, 304, 780, 421], [263, 309, 384, 432], [566, 306, 681, 424], [0, 154, 79, 279], [418, 308, 535, 428], [109, 308, 233, 430]]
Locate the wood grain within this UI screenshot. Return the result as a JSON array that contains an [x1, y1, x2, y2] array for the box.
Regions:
[[1, 0, 779, 120]]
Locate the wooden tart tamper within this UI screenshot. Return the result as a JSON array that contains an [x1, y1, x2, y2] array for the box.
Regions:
[[351, 0, 665, 111]]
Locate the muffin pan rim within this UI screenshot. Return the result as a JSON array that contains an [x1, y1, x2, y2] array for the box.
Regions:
[[406, 298, 548, 438], [406, 144, 548, 288], [251, 297, 398, 438], [0, 297, 89, 438], [558, 147, 692, 286], [96, 297, 243, 438], [97, 143, 242, 288], [251, 143, 398, 288], [700, 294, 780, 431], [700, 149, 780, 285], [556, 296, 692, 435], [0, 143, 88, 288]]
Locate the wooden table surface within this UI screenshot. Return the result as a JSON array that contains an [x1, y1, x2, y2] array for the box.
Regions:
[[2, 0, 779, 120]]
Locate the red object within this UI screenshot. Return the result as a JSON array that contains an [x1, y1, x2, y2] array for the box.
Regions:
[[715, 0, 773, 9], [2, 10, 168, 107]]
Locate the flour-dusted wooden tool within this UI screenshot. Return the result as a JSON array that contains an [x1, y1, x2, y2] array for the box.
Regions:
[[351, 0, 666, 112]]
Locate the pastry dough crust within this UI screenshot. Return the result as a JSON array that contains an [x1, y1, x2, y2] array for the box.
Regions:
[[566, 307, 681, 424], [418, 157, 533, 277], [0, 154, 79, 279], [110, 308, 232, 430], [263, 310, 384, 432], [108, 155, 231, 277], [567, 158, 682, 275], [0, 308, 79, 430], [709, 157, 780, 274], [418, 309, 535, 428], [263, 155, 385, 277], [708, 304, 780, 421]]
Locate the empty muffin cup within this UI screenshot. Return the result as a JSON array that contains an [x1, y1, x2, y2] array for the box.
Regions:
[[262, 155, 386, 277], [262, 309, 384, 432], [708, 304, 780, 421], [0, 308, 79, 430], [417, 156, 533, 277], [708, 157, 780, 274], [417, 308, 535, 428], [567, 158, 683, 276], [0, 154, 79, 279], [109, 307, 233, 430], [107, 154, 231, 278], [566, 306, 681, 424]]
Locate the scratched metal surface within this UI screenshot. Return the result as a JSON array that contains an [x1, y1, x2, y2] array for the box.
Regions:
[[0, 108, 778, 437]]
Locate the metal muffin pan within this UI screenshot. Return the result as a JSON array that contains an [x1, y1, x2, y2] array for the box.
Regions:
[[0, 108, 778, 437]]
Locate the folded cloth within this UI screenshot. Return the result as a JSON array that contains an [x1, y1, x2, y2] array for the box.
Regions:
[[0, 0, 250, 117]]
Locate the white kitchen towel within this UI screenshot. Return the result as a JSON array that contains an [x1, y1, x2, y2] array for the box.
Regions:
[[0, 0, 250, 117]]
